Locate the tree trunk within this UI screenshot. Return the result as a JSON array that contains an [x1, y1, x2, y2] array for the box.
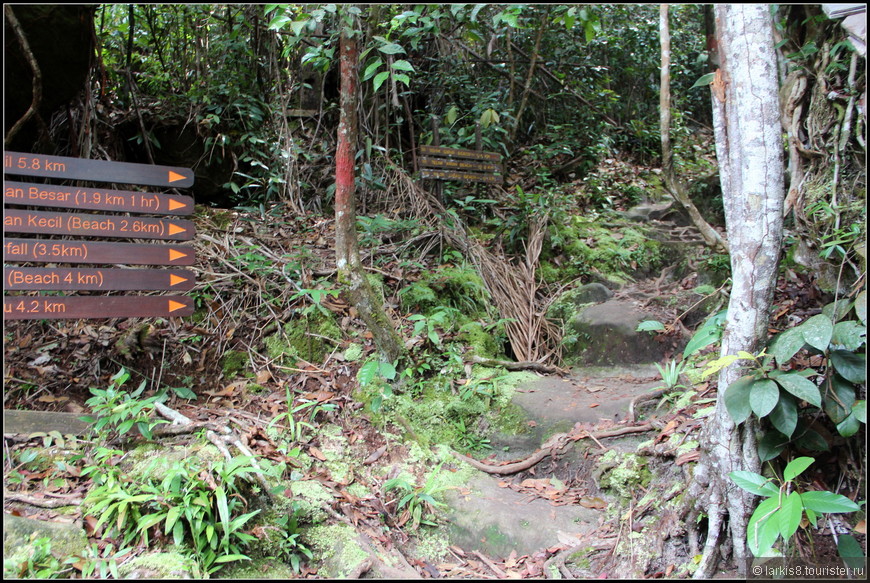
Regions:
[[659, 4, 729, 254], [336, 27, 404, 364], [510, 9, 547, 145], [691, 5, 785, 578]]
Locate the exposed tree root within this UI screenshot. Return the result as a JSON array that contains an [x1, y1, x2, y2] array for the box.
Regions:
[[4, 491, 83, 508], [154, 402, 272, 496], [469, 355, 568, 375], [453, 423, 654, 475]]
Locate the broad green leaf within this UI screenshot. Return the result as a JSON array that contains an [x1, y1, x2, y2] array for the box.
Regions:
[[800, 490, 860, 513], [724, 375, 755, 424], [793, 427, 829, 451], [393, 73, 411, 87], [372, 71, 390, 92], [390, 59, 415, 72], [445, 105, 459, 125], [363, 58, 383, 81], [173, 519, 185, 546], [775, 373, 821, 408], [216, 486, 230, 539], [836, 413, 860, 437], [213, 554, 251, 563], [783, 457, 814, 482], [748, 496, 782, 556], [378, 42, 406, 55], [768, 394, 797, 437], [829, 350, 866, 383], [683, 311, 726, 357], [729, 471, 778, 497], [758, 431, 788, 462], [799, 314, 833, 351], [701, 354, 740, 379], [137, 512, 165, 532], [767, 327, 805, 364], [749, 379, 780, 418], [778, 491, 803, 540], [854, 290, 866, 325], [837, 534, 865, 569], [822, 298, 853, 322], [691, 72, 716, 89], [824, 375, 856, 423], [851, 400, 866, 423], [831, 321, 865, 351], [637, 320, 666, 332], [165, 507, 180, 534]]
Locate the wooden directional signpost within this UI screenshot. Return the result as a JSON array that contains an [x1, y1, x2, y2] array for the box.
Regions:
[[418, 144, 503, 184], [3, 151, 197, 320]]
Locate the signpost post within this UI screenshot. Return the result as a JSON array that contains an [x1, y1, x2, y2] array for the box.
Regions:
[[3, 151, 197, 320]]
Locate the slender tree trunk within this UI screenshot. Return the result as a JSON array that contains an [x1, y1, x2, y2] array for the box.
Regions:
[[659, 4, 729, 254], [510, 9, 547, 144], [691, 5, 785, 578], [335, 28, 404, 364]]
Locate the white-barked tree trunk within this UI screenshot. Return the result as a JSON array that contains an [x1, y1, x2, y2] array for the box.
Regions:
[[692, 4, 785, 578]]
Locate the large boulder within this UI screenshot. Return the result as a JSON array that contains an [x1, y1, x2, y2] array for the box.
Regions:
[[568, 299, 670, 365]]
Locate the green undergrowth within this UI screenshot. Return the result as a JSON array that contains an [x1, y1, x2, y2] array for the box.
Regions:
[[539, 214, 676, 285]]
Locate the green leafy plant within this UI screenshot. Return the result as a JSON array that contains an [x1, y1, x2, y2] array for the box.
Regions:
[[383, 466, 449, 529], [357, 359, 399, 412], [709, 295, 866, 460], [80, 368, 168, 440], [3, 536, 72, 579], [269, 504, 314, 572], [83, 453, 268, 574], [67, 542, 133, 579], [730, 456, 861, 558]]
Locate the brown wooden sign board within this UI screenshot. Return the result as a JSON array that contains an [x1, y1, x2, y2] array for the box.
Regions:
[[419, 156, 501, 173], [5, 267, 195, 291], [4, 209, 195, 240], [4, 295, 194, 320], [4, 151, 195, 188], [419, 144, 501, 162], [5, 180, 194, 215], [4, 238, 195, 266], [420, 168, 503, 184], [418, 144, 503, 184]]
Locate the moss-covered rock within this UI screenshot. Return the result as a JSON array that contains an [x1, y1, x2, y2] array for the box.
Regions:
[[118, 550, 202, 579], [593, 451, 652, 501]]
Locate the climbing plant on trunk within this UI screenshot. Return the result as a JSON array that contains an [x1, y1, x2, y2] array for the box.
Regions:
[[690, 5, 785, 578], [335, 19, 405, 364]]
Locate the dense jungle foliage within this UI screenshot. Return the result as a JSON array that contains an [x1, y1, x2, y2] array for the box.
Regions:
[[3, 3, 865, 580]]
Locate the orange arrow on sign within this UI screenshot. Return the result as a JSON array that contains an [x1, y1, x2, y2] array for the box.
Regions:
[[168, 299, 188, 313], [168, 249, 188, 262], [168, 223, 187, 236], [168, 170, 187, 183], [168, 198, 188, 211], [169, 274, 188, 287]]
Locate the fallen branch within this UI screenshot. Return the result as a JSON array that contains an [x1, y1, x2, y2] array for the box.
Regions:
[[4, 491, 84, 508], [469, 355, 568, 375], [453, 423, 654, 475]]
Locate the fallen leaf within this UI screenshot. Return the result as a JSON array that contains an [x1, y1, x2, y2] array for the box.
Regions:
[[363, 445, 386, 465], [589, 403, 599, 408], [308, 446, 327, 461], [853, 519, 866, 534]]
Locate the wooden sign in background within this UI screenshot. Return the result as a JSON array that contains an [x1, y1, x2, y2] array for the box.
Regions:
[[418, 144, 503, 184], [3, 152, 196, 320]]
